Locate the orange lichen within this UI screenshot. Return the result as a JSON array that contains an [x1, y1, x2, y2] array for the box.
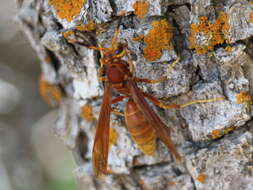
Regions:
[[144, 47, 162, 61], [80, 104, 95, 121], [132, 34, 145, 41], [109, 128, 118, 148], [249, 11, 253, 23], [210, 126, 236, 140], [196, 173, 206, 183], [75, 20, 97, 32], [189, 12, 230, 54], [133, 0, 150, 19], [144, 19, 174, 61], [62, 31, 75, 39], [249, 0, 253, 23], [236, 91, 252, 112], [48, 0, 86, 22], [39, 75, 62, 107], [236, 91, 253, 105], [211, 129, 220, 139]]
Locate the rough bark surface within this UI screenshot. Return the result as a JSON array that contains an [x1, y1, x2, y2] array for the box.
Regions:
[[17, 0, 253, 189]]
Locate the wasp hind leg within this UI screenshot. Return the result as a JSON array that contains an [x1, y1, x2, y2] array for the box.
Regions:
[[134, 76, 167, 84], [143, 92, 224, 109]]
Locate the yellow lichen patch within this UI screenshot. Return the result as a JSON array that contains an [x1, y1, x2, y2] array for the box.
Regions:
[[223, 126, 236, 135], [109, 128, 118, 148], [75, 20, 97, 32], [133, 0, 150, 19], [144, 19, 174, 61], [39, 75, 62, 107], [196, 173, 206, 183], [132, 34, 145, 41], [80, 104, 95, 121], [236, 91, 253, 105], [48, 0, 86, 22], [189, 12, 230, 54]]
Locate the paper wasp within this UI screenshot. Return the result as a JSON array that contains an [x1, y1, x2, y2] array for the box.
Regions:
[[68, 29, 223, 177]]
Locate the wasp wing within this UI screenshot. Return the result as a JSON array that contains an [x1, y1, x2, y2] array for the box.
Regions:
[[127, 80, 181, 161], [92, 82, 112, 177]]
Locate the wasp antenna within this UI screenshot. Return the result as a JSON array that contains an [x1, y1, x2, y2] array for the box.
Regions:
[[97, 43, 105, 58], [111, 17, 123, 49], [111, 28, 120, 49]]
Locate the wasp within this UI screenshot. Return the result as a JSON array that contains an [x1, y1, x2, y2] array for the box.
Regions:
[[68, 29, 223, 177]]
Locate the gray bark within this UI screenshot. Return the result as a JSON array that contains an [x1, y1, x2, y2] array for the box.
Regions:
[[17, 0, 253, 189]]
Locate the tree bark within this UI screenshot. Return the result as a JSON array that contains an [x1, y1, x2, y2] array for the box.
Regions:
[[17, 0, 253, 189]]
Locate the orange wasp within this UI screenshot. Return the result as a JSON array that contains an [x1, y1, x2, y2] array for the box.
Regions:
[[69, 29, 223, 177]]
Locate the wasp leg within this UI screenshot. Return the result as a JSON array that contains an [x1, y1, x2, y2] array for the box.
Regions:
[[111, 96, 126, 104], [143, 92, 224, 109], [179, 97, 225, 108], [143, 93, 180, 109], [111, 109, 125, 117], [125, 49, 134, 73], [134, 76, 167, 84], [111, 28, 120, 49]]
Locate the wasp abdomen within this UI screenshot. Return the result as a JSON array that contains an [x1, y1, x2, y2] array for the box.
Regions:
[[125, 99, 156, 156]]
